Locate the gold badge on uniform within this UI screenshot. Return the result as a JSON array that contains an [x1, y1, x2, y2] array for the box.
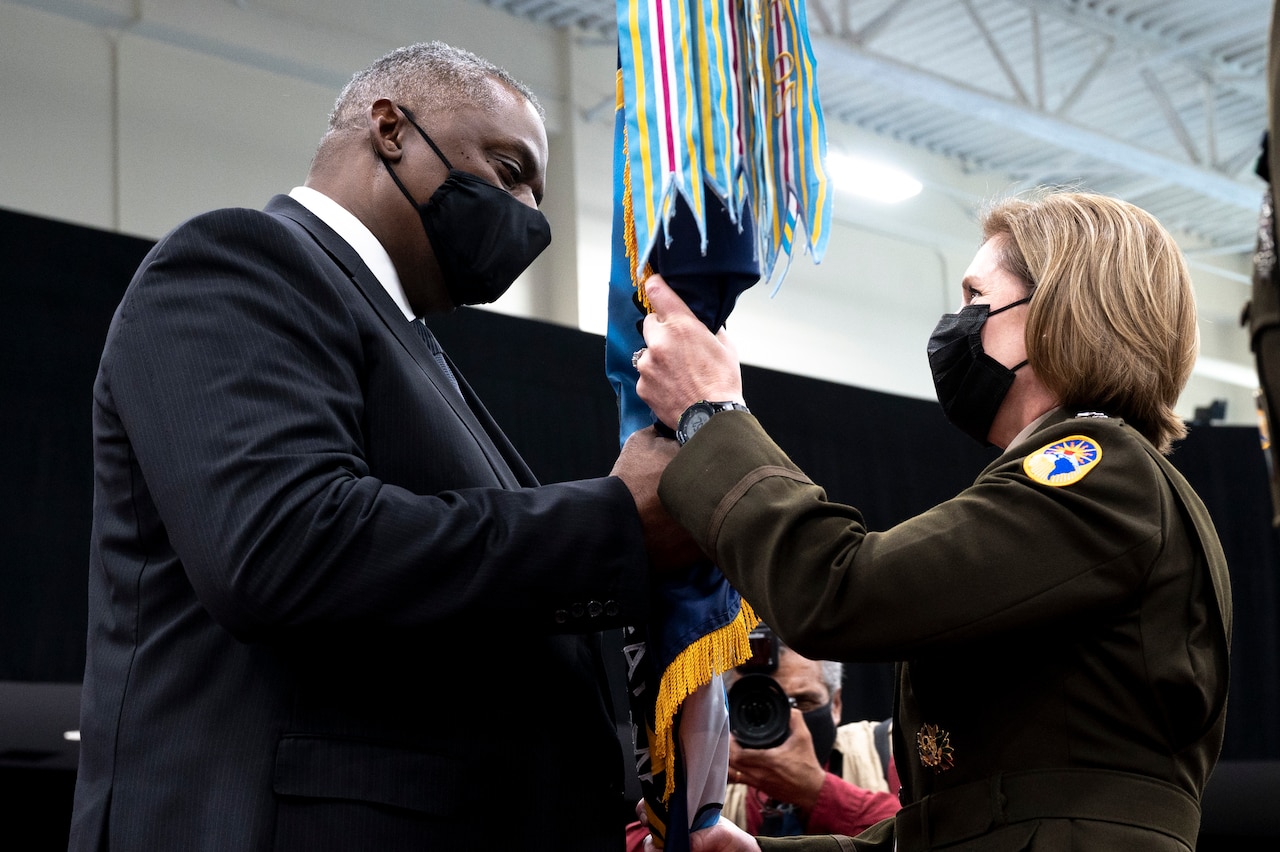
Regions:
[[916, 723, 954, 773], [1023, 435, 1102, 487]]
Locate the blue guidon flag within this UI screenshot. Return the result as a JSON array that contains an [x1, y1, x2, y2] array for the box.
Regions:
[[604, 1, 832, 848]]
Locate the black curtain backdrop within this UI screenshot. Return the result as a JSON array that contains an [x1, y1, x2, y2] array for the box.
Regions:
[[3, 206, 1277, 771], [1, 210, 154, 684]]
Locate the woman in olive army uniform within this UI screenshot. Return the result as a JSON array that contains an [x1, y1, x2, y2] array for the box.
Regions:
[[632, 191, 1231, 852]]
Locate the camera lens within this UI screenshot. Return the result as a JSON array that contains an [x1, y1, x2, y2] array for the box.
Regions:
[[727, 673, 792, 749]]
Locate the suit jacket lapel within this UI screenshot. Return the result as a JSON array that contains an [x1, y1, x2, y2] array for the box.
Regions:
[[445, 364, 539, 487], [264, 195, 528, 489]]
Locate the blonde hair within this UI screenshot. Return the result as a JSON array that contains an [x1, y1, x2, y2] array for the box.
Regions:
[[981, 191, 1199, 454]]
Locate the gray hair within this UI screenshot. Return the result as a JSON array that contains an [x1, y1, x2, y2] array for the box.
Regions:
[[773, 633, 844, 701], [732, 636, 844, 703], [327, 41, 543, 132], [819, 659, 844, 702]]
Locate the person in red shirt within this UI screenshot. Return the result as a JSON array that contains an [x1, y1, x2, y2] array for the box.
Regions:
[[626, 633, 899, 848]]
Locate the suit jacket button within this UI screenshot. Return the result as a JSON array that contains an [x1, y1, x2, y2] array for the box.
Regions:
[[571, 602, 585, 619], [554, 609, 568, 624], [588, 600, 603, 618], [605, 600, 619, 617]]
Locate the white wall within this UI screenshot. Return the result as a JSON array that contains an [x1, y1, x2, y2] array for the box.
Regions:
[[0, 0, 1261, 426]]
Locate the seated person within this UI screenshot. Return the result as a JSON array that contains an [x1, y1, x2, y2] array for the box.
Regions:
[[626, 629, 899, 848]]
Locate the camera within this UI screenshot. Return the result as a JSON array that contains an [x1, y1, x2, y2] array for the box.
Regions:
[[727, 624, 794, 749]]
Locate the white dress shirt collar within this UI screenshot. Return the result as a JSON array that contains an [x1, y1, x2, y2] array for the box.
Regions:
[[288, 185, 416, 321]]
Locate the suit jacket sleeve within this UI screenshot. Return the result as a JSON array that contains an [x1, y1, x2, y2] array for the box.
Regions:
[[99, 207, 649, 641]]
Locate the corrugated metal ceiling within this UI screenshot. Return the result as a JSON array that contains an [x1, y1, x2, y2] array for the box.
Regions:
[[476, 0, 1271, 252]]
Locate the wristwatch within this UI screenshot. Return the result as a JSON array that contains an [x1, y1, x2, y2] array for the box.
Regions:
[[676, 400, 750, 445]]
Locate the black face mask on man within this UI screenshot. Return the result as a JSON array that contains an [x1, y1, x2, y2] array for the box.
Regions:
[[379, 106, 552, 307], [927, 297, 1030, 446], [801, 701, 838, 768]]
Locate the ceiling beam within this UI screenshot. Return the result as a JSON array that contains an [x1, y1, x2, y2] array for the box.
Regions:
[[812, 36, 1264, 210]]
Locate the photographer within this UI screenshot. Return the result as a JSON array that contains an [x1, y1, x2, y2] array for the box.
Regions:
[[625, 627, 899, 848]]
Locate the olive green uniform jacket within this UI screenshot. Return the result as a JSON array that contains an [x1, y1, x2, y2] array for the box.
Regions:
[[660, 409, 1231, 851]]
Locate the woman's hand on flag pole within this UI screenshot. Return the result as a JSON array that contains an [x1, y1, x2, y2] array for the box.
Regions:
[[636, 274, 745, 429]]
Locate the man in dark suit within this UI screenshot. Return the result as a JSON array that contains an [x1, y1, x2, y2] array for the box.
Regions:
[[70, 41, 687, 851]]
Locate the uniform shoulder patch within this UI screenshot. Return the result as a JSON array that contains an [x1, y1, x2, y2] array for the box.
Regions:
[[1023, 435, 1103, 487]]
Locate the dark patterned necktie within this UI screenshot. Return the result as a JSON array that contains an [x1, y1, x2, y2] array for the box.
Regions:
[[411, 318, 460, 393]]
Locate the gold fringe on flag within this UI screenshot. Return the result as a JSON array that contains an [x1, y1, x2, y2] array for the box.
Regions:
[[648, 598, 760, 802]]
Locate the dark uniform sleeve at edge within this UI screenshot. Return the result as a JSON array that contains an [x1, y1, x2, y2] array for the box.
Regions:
[[757, 832, 873, 851], [755, 838, 847, 851]]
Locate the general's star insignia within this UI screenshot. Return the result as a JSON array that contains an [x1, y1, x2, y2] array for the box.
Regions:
[[1023, 435, 1102, 487]]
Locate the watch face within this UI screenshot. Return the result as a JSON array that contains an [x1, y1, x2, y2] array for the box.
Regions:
[[678, 402, 715, 444], [686, 408, 712, 431], [678, 400, 748, 444]]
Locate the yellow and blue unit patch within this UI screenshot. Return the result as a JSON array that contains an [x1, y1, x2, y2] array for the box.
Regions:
[[1023, 435, 1102, 487]]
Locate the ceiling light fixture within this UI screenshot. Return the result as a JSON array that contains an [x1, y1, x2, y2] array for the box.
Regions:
[[826, 151, 923, 203]]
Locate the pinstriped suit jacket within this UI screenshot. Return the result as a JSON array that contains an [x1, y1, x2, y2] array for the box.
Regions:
[[70, 195, 648, 851]]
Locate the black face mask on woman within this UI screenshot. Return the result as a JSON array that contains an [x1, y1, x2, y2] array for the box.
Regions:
[[927, 297, 1030, 446], [380, 106, 552, 307]]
